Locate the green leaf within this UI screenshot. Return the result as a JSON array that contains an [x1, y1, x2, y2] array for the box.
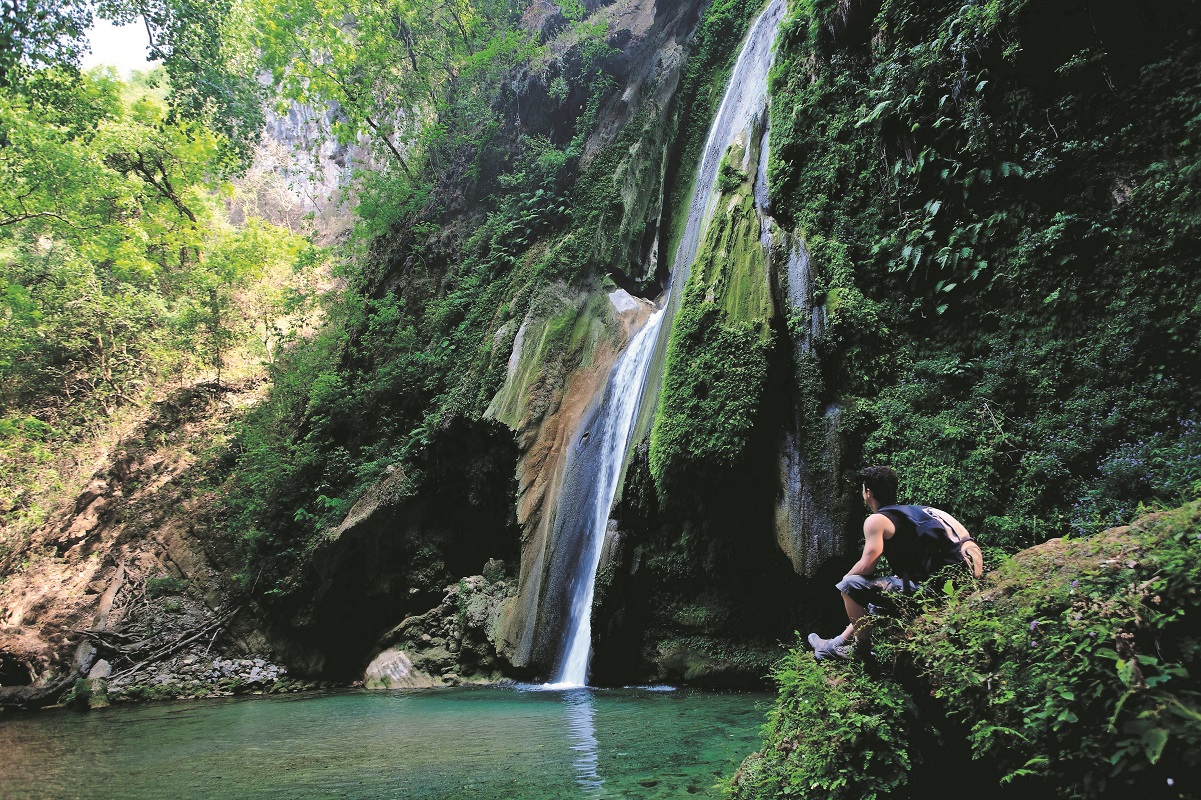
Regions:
[[856, 100, 893, 128], [1142, 728, 1169, 764]]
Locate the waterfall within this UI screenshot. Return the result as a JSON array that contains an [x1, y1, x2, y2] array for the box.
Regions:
[[549, 309, 665, 686], [672, 0, 788, 287], [545, 0, 789, 688]]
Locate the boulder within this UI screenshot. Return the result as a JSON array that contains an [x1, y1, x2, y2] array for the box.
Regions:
[[363, 648, 443, 690]]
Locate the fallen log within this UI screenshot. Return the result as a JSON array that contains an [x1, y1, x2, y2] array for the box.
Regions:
[[0, 676, 75, 711]]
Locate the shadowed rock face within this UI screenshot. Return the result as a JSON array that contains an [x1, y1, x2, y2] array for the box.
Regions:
[[297, 418, 521, 679]]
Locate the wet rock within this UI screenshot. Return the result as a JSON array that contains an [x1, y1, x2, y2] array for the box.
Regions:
[[482, 559, 506, 583], [366, 573, 512, 684]]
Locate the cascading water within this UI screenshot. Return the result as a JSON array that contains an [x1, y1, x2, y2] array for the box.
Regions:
[[549, 309, 665, 686], [545, 0, 789, 687]]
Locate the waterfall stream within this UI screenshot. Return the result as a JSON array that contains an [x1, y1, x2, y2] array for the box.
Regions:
[[550, 309, 665, 686], [546, 0, 789, 687]]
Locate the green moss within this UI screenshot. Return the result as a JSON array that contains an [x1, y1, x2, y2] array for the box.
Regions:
[[486, 286, 615, 429], [766, 0, 1201, 545], [648, 143, 774, 492], [731, 503, 1201, 799], [655, 635, 780, 683]]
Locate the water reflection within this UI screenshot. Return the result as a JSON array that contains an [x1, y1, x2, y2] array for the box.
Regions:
[[562, 688, 604, 794]]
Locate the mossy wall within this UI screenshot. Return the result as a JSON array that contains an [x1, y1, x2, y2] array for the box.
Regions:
[[764, 0, 1201, 547], [648, 148, 775, 492], [486, 285, 615, 430]]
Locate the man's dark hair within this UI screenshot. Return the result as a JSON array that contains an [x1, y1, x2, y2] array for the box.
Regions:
[[860, 465, 898, 506]]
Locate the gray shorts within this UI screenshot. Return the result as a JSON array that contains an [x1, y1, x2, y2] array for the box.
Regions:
[[836, 574, 910, 612]]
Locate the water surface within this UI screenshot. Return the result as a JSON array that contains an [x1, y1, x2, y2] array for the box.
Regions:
[[0, 686, 766, 799]]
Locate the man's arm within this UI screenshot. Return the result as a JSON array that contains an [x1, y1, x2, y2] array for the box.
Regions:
[[844, 513, 888, 578]]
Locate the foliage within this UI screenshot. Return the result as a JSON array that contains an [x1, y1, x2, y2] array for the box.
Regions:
[[733, 503, 1201, 799], [251, 0, 536, 235], [727, 646, 917, 800], [145, 575, 187, 596], [101, 0, 268, 164], [908, 502, 1201, 797], [1, 0, 267, 163], [0, 68, 315, 539], [0, 0, 91, 85], [1073, 419, 1201, 536], [220, 1, 644, 596], [769, 0, 1201, 547]]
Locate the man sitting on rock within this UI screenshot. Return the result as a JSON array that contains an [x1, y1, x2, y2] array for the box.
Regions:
[[808, 465, 984, 660]]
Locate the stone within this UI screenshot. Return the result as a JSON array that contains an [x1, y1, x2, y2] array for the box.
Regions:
[[362, 647, 442, 690], [482, 559, 506, 582], [87, 659, 112, 679], [73, 642, 98, 676]]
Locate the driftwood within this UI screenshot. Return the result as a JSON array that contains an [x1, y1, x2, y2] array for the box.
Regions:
[[0, 676, 75, 710], [92, 558, 126, 631], [109, 606, 241, 682]]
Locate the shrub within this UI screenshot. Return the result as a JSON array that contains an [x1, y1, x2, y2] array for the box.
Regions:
[[728, 648, 917, 800], [910, 502, 1201, 797]]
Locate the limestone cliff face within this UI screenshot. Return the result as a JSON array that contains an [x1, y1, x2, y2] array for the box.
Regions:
[[488, 0, 850, 682], [478, 0, 710, 677], [510, 0, 707, 290]]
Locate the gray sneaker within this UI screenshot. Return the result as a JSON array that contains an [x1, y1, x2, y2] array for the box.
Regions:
[[807, 632, 854, 661]]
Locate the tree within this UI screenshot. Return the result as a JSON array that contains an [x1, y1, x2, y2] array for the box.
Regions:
[[251, 0, 534, 229], [0, 0, 91, 86]]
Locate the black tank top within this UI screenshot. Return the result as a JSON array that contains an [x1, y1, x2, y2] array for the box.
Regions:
[[878, 505, 972, 587]]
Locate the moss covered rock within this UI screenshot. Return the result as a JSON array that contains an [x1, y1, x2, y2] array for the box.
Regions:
[[730, 503, 1201, 799], [649, 140, 775, 492]]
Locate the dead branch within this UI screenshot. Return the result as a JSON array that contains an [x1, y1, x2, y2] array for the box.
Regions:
[[109, 605, 242, 682]]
